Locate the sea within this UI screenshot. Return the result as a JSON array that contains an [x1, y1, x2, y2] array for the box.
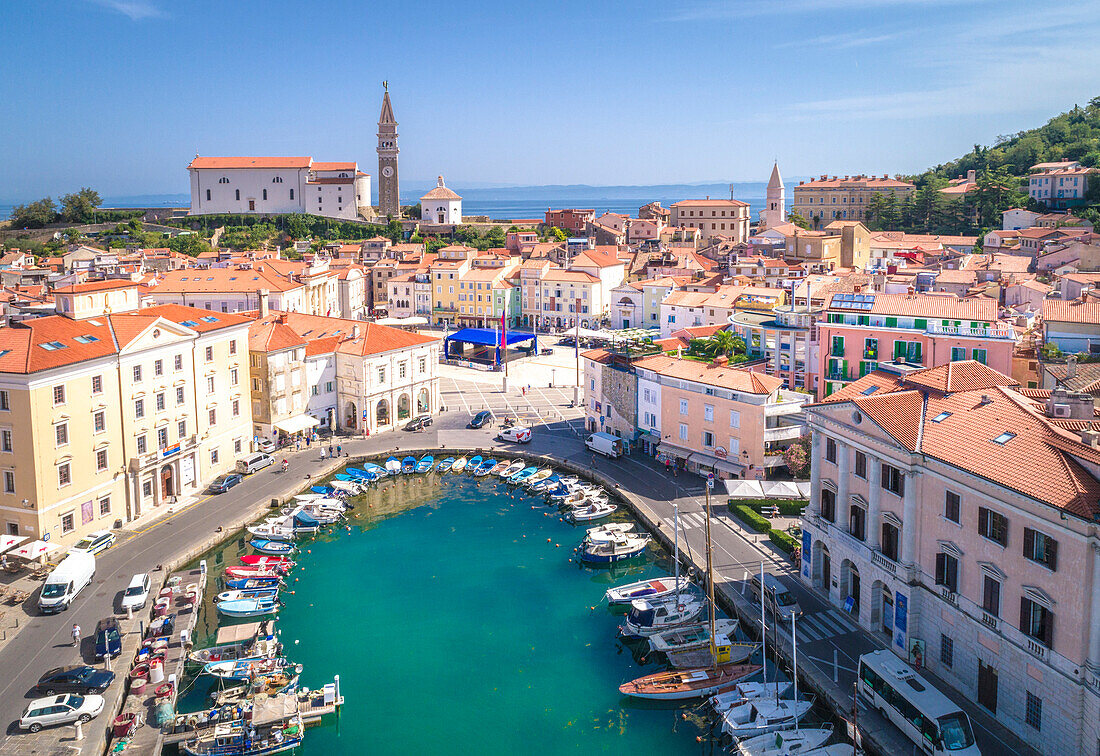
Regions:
[[178, 472, 732, 755]]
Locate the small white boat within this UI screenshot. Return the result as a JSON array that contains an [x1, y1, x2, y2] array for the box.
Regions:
[[720, 696, 815, 739], [246, 523, 295, 541], [556, 476, 580, 489], [525, 468, 553, 487], [293, 493, 327, 502], [489, 460, 511, 476], [329, 480, 360, 495], [498, 460, 524, 478], [556, 491, 586, 507], [605, 576, 693, 606], [451, 456, 468, 473], [733, 725, 833, 756], [709, 682, 794, 713], [620, 594, 706, 638], [648, 618, 738, 654], [570, 500, 618, 522], [585, 523, 634, 539]]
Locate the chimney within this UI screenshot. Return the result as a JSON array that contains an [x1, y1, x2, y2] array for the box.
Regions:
[[352, 324, 360, 339], [1067, 354, 1077, 380], [677, 345, 683, 359], [258, 289, 270, 318], [711, 355, 729, 367], [1081, 428, 1100, 449], [967, 169, 976, 183]]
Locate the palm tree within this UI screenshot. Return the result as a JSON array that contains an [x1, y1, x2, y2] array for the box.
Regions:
[[705, 330, 745, 359]]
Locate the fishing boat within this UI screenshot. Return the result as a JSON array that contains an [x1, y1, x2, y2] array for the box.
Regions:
[[216, 597, 280, 619], [618, 663, 762, 700], [415, 454, 434, 473], [249, 539, 296, 556], [329, 479, 361, 496], [224, 576, 283, 590], [709, 682, 795, 713], [215, 588, 279, 603], [451, 456, 468, 474], [605, 576, 694, 606], [733, 724, 833, 756], [435, 457, 455, 473], [489, 460, 511, 476], [401, 456, 417, 474], [466, 455, 483, 473], [384, 457, 401, 475], [180, 712, 303, 756], [209, 671, 298, 706], [579, 532, 650, 564], [525, 468, 553, 487], [224, 565, 285, 580], [620, 595, 707, 638], [569, 500, 618, 522], [509, 466, 538, 484], [245, 523, 295, 542], [239, 555, 294, 568], [498, 460, 525, 478], [720, 696, 816, 739], [202, 656, 295, 680], [585, 523, 634, 539], [648, 618, 739, 654], [474, 458, 497, 476]]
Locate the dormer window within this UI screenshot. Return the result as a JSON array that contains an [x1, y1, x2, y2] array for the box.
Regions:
[[218, 177, 230, 184]]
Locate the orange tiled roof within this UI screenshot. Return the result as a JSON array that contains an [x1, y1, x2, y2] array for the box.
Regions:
[[633, 354, 783, 395], [825, 291, 997, 321], [53, 280, 138, 294], [311, 162, 356, 171], [245, 311, 437, 357], [1042, 298, 1100, 324], [189, 156, 312, 170]]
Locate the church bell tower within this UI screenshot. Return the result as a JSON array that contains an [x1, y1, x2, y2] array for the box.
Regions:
[[377, 82, 400, 218]]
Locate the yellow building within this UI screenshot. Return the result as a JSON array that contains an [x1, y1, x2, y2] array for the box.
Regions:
[[791, 174, 914, 229], [0, 281, 253, 546]]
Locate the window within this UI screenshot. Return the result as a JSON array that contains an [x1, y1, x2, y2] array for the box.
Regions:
[[729, 410, 740, 428], [881, 522, 899, 561], [207, 376, 215, 394], [53, 385, 65, 405], [1025, 691, 1042, 731], [174, 354, 183, 371], [679, 399, 688, 415], [263, 188, 268, 200], [57, 463, 71, 488], [178, 420, 187, 439], [679, 423, 688, 441], [1020, 597, 1054, 648], [951, 347, 965, 361], [234, 439, 242, 454], [142, 480, 152, 498], [945, 491, 960, 523], [61, 512, 74, 533], [932, 411, 951, 423], [209, 408, 217, 426], [325, 381, 334, 393], [825, 438, 837, 463], [205, 346, 214, 362], [95, 448, 108, 471], [156, 393, 166, 411], [940, 634, 954, 668], [849, 503, 866, 541], [881, 464, 904, 496], [176, 386, 185, 405], [378, 366, 386, 383], [231, 399, 240, 417], [311, 385, 319, 396], [399, 362, 407, 379], [206, 188, 211, 201], [235, 189, 240, 201], [418, 357, 426, 373], [972, 348, 987, 365], [935, 552, 959, 592], [992, 431, 1016, 445], [55, 422, 69, 446], [702, 431, 714, 448], [0, 429, 10, 452], [1023, 528, 1058, 570], [93, 411, 105, 433], [229, 339, 237, 355], [211, 448, 219, 465], [982, 575, 1001, 617], [230, 368, 238, 386], [91, 375, 102, 394], [133, 365, 142, 382], [99, 496, 111, 516], [704, 404, 714, 422], [820, 488, 836, 523], [854, 451, 866, 478], [154, 359, 163, 376], [134, 399, 144, 419], [977, 507, 1008, 546], [137, 435, 147, 454], [3, 471, 14, 493], [157, 427, 168, 449]]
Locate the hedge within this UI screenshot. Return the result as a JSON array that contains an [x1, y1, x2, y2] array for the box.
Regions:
[[732, 504, 772, 534], [768, 529, 799, 554], [731, 498, 806, 518]]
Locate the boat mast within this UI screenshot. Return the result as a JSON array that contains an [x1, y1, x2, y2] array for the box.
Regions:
[[760, 560, 767, 683], [704, 479, 716, 669], [792, 611, 798, 732], [673, 502, 680, 608]]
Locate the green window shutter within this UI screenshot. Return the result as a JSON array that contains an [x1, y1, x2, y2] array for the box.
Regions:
[[842, 360, 849, 379], [912, 342, 922, 363], [858, 315, 869, 326], [893, 340, 905, 360], [914, 318, 927, 329], [973, 349, 987, 365], [886, 317, 898, 328]]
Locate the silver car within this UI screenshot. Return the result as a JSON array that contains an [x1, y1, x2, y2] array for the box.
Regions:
[[20, 693, 104, 732]]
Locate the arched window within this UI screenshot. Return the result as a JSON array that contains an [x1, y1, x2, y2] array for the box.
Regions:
[[290, 188, 295, 200], [272, 176, 283, 183], [262, 189, 268, 200], [218, 177, 230, 184], [338, 172, 348, 178], [235, 189, 240, 201]]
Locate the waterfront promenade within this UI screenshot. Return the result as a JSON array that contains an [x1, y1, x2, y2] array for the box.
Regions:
[[0, 397, 1033, 755]]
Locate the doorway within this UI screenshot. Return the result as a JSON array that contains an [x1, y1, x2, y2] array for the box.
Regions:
[[977, 661, 998, 713], [160, 465, 175, 499], [249, 200, 256, 211]]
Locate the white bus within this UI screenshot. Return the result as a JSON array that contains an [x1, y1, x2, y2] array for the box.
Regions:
[[857, 650, 981, 755]]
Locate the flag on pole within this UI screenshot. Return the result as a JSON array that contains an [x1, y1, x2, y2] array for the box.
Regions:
[[500, 310, 507, 349]]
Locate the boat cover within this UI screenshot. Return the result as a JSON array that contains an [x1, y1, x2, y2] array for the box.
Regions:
[[294, 511, 320, 528]]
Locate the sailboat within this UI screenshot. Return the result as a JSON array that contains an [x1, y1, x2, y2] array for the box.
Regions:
[[733, 724, 833, 755], [648, 618, 739, 654], [605, 575, 693, 606], [720, 695, 816, 739]]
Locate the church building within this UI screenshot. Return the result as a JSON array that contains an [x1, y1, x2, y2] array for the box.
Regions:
[[759, 162, 785, 229], [419, 176, 462, 224]]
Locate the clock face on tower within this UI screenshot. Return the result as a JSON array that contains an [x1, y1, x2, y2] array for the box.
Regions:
[[382, 166, 394, 178]]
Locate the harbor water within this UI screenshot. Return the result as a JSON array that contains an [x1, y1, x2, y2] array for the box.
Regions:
[[180, 470, 723, 754]]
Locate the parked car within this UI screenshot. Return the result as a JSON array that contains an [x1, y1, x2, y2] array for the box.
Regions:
[[540, 347, 554, 356], [468, 410, 493, 429], [38, 553, 95, 614], [69, 530, 114, 556], [94, 617, 122, 659], [257, 438, 277, 454], [20, 694, 105, 732], [403, 415, 432, 432], [208, 473, 243, 494], [496, 426, 533, 444], [236, 453, 274, 475], [35, 666, 115, 696], [120, 573, 151, 611]]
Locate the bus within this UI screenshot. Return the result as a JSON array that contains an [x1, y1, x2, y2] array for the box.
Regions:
[[857, 650, 981, 755]]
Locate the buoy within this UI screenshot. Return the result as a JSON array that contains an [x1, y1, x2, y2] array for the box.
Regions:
[[555, 544, 560, 548], [641, 657, 647, 663], [294, 578, 299, 582], [547, 538, 552, 542], [696, 736, 702, 743], [294, 639, 300, 644], [682, 713, 689, 720]]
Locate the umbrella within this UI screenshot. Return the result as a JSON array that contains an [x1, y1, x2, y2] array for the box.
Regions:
[[0, 534, 27, 555], [8, 540, 60, 562]]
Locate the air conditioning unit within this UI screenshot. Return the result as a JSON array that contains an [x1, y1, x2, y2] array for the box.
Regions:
[[1052, 404, 1070, 417]]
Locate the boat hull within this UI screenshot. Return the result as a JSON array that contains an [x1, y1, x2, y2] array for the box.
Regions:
[[619, 663, 762, 700]]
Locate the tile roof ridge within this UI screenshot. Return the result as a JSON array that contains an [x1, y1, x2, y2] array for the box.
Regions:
[[914, 389, 928, 452]]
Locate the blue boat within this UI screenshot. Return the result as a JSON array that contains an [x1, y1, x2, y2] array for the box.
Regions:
[[530, 473, 560, 492], [216, 597, 280, 618], [202, 656, 291, 679], [436, 457, 455, 473], [415, 454, 434, 473], [362, 462, 387, 475], [311, 485, 334, 495], [215, 587, 279, 603], [224, 576, 282, 590], [474, 458, 496, 476], [249, 539, 296, 556], [466, 455, 483, 474], [346, 467, 380, 482], [292, 510, 320, 532], [334, 473, 354, 481], [509, 466, 538, 483], [401, 456, 417, 474]]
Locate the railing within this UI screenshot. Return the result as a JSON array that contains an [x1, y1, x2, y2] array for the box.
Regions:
[[830, 347, 845, 357], [1026, 638, 1049, 661], [940, 586, 959, 606], [872, 551, 898, 575], [926, 323, 1015, 339], [826, 371, 850, 382], [764, 426, 804, 442], [980, 612, 999, 631]]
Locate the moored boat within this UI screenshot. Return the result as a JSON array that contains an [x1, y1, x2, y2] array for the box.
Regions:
[[509, 466, 538, 484], [292, 493, 327, 501], [451, 456, 468, 473], [525, 468, 553, 487], [202, 656, 294, 680], [239, 555, 294, 568], [620, 595, 706, 638], [733, 724, 833, 755], [180, 712, 304, 756], [709, 681, 794, 713], [384, 457, 401, 475], [435, 457, 455, 473], [224, 565, 285, 580], [245, 523, 295, 542], [329, 479, 360, 495], [618, 663, 762, 700], [215, 588, 279, 603], [216, 597, 280, 618], [498, 460, 524, 478], [569, 500, 618, 522], [648, 618, 739, 654], [605, 575, 693, 606], [224, 576, 283, 590], [415, 454, 434, 473], [579, 532, 650, 564], [401, 456, 417, 473], [249, 539, 296, 556], [720, 696, 816, 739], [466, 455, 483, 473], [489, 460, 511, 476], [474, 458, 496, 476], [188, 635, 281, 665]]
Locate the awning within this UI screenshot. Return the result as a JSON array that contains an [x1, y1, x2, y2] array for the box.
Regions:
[[8, 540, 60, 561], [658, 443, 693, 461], [723, 479, 811, 499], [0, 534, 27, 554], [273, 414, 321, 434], [715, 459, 747, 475], [724, 479, 766, 498]]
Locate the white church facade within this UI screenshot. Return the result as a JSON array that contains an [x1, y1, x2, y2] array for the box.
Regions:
[[188, 156, 372, 221], [419, 176, 462, 224], [759, 162, 785, 229]]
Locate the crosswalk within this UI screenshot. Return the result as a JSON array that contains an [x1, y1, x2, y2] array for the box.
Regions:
[[663, 512, 707, 530], [795, 608, 853, 643]]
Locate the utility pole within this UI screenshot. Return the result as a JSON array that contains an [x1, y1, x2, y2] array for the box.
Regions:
[[573, 298, 581, 405]]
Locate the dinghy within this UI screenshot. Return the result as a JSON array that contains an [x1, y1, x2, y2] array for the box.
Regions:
[[620, 595, 706, 638], [466, 455, 483, 473], [215, 588, 279, 603], [239, 555, 294, 568], [709, 682, 795, 713], [498, 460, 525, 478], [605, 576, 694, 606], [202, 656, 293, 680], [451, 456, 468, 473], [384, 457, 402, 475], [648, 618, 740, 654], [474, 458, 497, 476], [569, 500, 618, 522], [401, 456, 417, 474], [733, 724, 833, 755], [188, 635, 281, 666], [720, 695, 816, 738], [435, 457, 455, 473], [224, 565, 285, 580], [224, 576, 283, 590], [525, 468, 553, 487], [509, 466, 538, 484], [580, 532, 650, 564], [216, 597, 280, 619], [415, 455, 434, 473], [618, 663, 762, 700], [489, 460, 511, 476], [249, 539, 296, 556]]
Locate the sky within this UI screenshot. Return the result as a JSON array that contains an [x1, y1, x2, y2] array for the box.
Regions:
[[2, 0, 1099, 202]]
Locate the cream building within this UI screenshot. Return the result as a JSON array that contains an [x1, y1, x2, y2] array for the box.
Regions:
[[791, 174, 915, 229], [0, 281, 252, 546]]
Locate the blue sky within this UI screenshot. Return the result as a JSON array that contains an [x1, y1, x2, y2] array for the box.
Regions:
[[2, 0, 1099, 201]]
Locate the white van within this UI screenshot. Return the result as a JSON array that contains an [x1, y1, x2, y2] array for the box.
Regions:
[[39, 552, 96, 614], [585, 432, 624, 458], [749, 572, 802, 622], [236, 453, 274, 475], [496, 426, 532, 444]]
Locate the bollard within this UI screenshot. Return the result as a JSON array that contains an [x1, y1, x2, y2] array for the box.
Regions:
[[126, 604, 133, 621], [74, 720, 84, 740]]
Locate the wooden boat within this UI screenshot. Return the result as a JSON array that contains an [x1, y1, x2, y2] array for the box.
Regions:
[[202, 656, 294, 680], [216, 597, 280, 618], [580, 532, 650, 564], [215, 588, 279, 603], [466, 455, 483, 473], [188, 635, 281, 665], [224, 576, 283, 590], [249, 539, 296, 556], [733, 724, 833, 755], [415, 455, 434, 473], [525, 468, 553, 487], [509, 466, 538, 483], [401, 456, 417, 474], [648, 618, 739, 654], [384, 457, 401, 475], [498, 460, 524, 478], [620, 594, 706, 638], [181, 714, 303, 756], [618, 663, 762, 700], [605, 576, 693, 606], [435, 457, 455, 473], [224, 565, 284, 580], [721, 696, 815, 739], [239, 555, 294, 568], [569, 500, 618, 522], [451, 456, 468, 473], [209, 672, 298, 706], [474, 458, 497, 476], [489, 460, 511, 476]]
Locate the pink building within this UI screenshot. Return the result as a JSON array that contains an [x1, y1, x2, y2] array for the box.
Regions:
[[816, 291, 1015, 399], [801, 362, 1100, 754]]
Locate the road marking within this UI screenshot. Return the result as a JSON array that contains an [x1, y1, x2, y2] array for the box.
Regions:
[[131, 493, 213, 535], [451, 378, 472, 415]]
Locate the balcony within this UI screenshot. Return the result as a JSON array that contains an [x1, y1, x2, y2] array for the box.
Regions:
[[1025, 638, 1049, 661], [980, 611, 999, 631], [765, 425, 804, 442], [872, 551, 898, 575], [830, 346, 845, 358], [926, 322, 1015, 339], [826, 370, 850, 382]]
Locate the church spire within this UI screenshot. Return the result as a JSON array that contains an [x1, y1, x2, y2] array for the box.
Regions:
[[767, 161, 783, 189], [378, 83, 396, 126], [377, 83, 400, 218]]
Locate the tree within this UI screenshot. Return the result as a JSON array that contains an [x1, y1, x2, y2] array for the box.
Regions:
[[703, 330, 747, 359], [550, 226, 567, 242], [9, 197, 58, 229], [786, 209, 811, 230], [166, 233, 212, 257], [59, 187, 102, 224], [404, 203, 421, 219], [912, 179, 947, 232], [973, 168, 1025, 228], [385, 218, 403, 244], [783, 438, 811, 478]]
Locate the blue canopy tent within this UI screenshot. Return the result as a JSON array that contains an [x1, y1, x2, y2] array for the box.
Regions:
[[443, 327, 536, 366]]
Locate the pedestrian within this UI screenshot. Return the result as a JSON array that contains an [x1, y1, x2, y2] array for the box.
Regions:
[[328, 444, 334, 457], [336, 444, 342, 457], [319, 447, 326, 460], [71, 624, 81, 647], [295, 438, 301, 452], [306, 436, 311, 448], [591, 454, 597, 469]]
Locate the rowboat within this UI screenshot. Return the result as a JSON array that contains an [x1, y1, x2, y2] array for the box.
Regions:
[[509, 466, 538, 483], [249, 539, 296, 556], [580, 532, 650, 564], [345, 468, 379, 483], [649, 618, 739, 654], [187, 635, 281, 666], [224, 576, 283, 590], [474, 458, 497, 476], [498, 460, 525, 478], [215, 588, 279, 603], [224, 566, 284, 580], [525, 468, 553, 487], [202, 656, 294, 680], [733, 724, 833, 755], [415, 455, 434, 473], [489, 460, 511, 476], [605, 576, 693, 606], [466, 455, 483, 473], [569, 500, 618, 522], [618, 663, 762, 700], [620, 595, 706, 638], [384, 457, 401, 475], [401, 456, 417, 474], [239, 555, 294, 568], [451, 456, 468, 473], [216, 597, 280, 618], [435, 457, 455, 473]]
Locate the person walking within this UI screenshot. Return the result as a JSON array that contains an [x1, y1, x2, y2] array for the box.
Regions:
[[336, 444, 342, 457], [319, 447, 327, 460], [71, 624, 81, 647]]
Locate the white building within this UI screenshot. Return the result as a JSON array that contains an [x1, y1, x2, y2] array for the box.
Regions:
[[759, 162, 786, 229], [188, 156, 371, 221], [420, 176, 462, 224]]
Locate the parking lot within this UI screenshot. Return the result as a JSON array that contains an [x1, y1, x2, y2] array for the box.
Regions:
[[439, 376, 585, 435]]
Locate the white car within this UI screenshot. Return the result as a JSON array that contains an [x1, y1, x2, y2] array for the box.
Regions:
[[257, 438, 276, 453], [70, 530, 115, 556], [121, 573, 151, 611], [20, 693, 104, 732]]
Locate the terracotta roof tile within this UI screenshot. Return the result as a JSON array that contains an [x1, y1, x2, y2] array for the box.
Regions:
[[1042, 298, 1100, 324], [826, 291, 997, 321], [189, 156, 312, 170], [632, 354, 782, 395]]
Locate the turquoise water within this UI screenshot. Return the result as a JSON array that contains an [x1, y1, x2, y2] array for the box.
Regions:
[[181, 472, 720, 754]]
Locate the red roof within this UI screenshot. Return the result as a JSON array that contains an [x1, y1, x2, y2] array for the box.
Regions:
[[311, 161, 356, 171], [53, 280, 138, 294], [189, 156, 312, 170]]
